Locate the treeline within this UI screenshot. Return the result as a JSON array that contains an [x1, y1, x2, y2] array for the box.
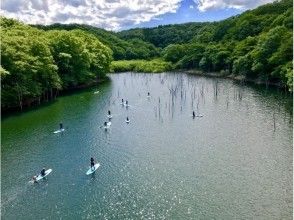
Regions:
[[111, 59, 173, 73], [117, 22, 208, 48], [1, 18, 112, 111], [36, 23, 160, 61]]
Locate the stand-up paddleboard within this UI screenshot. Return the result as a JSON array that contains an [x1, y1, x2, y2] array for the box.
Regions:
[[86, 163, 100, 175], [32, 169, 52, 182], [103, 121, 111, 129], [94, 91, 99, 94], [191, 114, 203, 118], [126, 119, 130, 123], [107, 115, 113, 119], [53, 128, 65, 134]]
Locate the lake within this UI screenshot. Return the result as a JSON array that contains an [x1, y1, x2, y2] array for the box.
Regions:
[[1, 72, 292, 219]]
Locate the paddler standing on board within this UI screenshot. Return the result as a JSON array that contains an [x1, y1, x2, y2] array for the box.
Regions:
[[41, 168, 46, 176], [90, 157, 95, 170]]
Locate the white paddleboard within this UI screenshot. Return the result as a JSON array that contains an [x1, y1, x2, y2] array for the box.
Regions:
[[192, 114, 203, 118], [126, 120, 130, 123], [35, 169, 52, 181], [86, 163, 100, 175], [103, 122, 111, 129], [94, 91, 99, 94], [53, 128, 65, 134], [107, 115, 113, 119]]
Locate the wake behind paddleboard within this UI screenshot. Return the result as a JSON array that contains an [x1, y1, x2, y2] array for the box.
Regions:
[[86, 163, 100, 175], [53, 128, 65, 134]]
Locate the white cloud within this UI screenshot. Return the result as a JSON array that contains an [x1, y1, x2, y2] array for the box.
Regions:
[[0, 0, 182, 30], [195, 0, 275, 12]]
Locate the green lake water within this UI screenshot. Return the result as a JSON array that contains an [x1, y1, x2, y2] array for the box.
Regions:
[[1, 72, 292, 219]]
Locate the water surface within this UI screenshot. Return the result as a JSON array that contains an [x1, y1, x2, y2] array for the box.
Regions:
[[2, 72, 292, 219]]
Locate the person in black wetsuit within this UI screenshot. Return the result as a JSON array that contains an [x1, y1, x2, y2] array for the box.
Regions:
[[59, 123, 63, 130], [41, 168, 46, 176], [90, 157, 95, 170], [122, 99, 124, 104], [104, 122, 107, 127], [192, 111, 195, 118], [126, 100, 128, 106], [148, 92, 150, 96], [108, 110, 111, 116]]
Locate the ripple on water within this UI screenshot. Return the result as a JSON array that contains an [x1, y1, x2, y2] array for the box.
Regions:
[[1, 73, 292, 219]]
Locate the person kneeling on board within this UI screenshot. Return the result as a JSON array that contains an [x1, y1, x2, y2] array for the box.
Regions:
[[90, 157, 95, 170]]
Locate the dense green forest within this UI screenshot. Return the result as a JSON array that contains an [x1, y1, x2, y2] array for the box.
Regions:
[[1, 0, 292, 111], [1, 18, 112, 111]]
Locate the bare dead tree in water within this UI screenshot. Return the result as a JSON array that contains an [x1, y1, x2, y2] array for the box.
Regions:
[[273, 112, 276, 132], [200, 84, 204, 97], [158, 97, 161, 120], [213, 81, 219, 100], [238, 89, 243, 101]]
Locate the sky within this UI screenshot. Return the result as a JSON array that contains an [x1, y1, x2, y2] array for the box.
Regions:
[[1, 0, 275, 31]]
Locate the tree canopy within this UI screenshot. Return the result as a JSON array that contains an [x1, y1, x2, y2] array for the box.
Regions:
[[1, 18, 112, 111]]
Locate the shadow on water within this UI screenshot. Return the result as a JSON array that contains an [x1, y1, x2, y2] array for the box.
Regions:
[[1, 80, 112, 121]]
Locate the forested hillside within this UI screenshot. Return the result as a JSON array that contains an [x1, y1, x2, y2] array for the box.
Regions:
[[160, 0, 293, 90], [36, 23, 160, 60], [37, 0, 292, 90], [117, 22, 208, 48], [1, 18, 112, 111], [1, 0, 292, 111]]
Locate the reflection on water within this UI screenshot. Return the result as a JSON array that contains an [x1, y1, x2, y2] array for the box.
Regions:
[[1, 72, 292, 219]]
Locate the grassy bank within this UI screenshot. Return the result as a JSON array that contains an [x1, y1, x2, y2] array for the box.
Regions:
[[110, 59, 173, 73]]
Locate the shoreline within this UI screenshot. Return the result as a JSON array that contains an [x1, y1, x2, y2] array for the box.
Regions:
[[2, 70, 291, 115], [1, 77, 110, 116], [180, 69, 289, 91]]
